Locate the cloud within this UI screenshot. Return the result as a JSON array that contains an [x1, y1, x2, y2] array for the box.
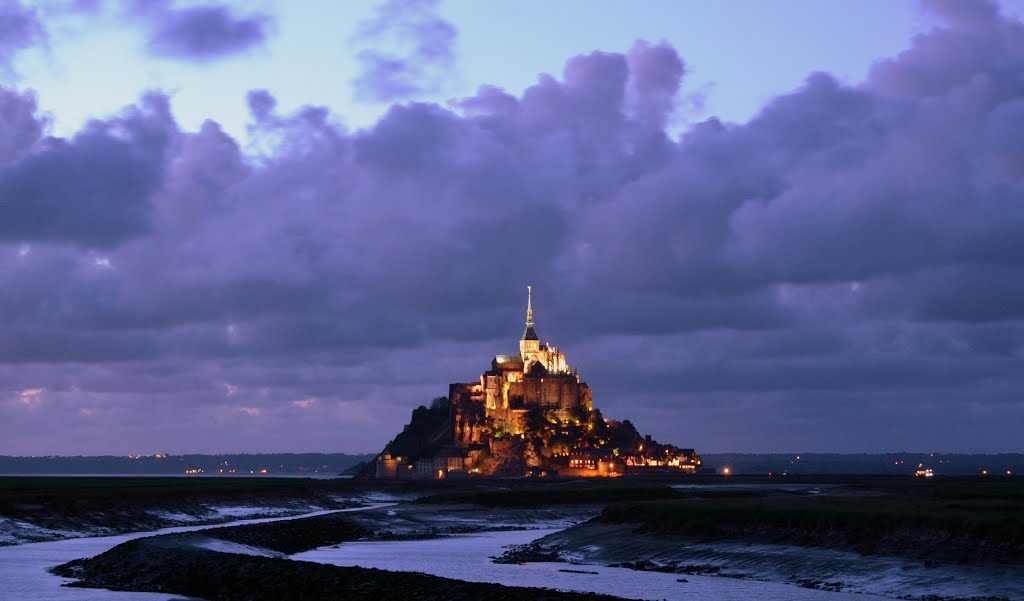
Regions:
[[4, 6, 1024, 454], [0, 92, 172, 246], [0, 87, 43, 164], [16, 387, 42, 408], [0, 0, 44, 72], [352, 0, 457, 101], [626, 40, 687, 132], [921, 0, 1000, 29], [246, 89, 276, 123], [134, 2, 272, 61]]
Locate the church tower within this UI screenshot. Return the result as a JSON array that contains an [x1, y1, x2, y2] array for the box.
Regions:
[[520, 285, 540, 359]]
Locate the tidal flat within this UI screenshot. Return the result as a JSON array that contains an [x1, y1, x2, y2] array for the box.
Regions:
[[0, 475, 1020, 600]]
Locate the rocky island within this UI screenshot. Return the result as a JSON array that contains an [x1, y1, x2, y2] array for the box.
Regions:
[[371, 287, 701, 479]]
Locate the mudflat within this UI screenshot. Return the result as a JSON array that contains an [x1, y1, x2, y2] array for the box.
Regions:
[[52, 501, 618, 601], [16, 474, 1024, 600]]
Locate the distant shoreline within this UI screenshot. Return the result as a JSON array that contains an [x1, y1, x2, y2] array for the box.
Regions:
[[3, 452, 1020, 476], [0, 472, 354, 478], [0, 452, 374, 476]]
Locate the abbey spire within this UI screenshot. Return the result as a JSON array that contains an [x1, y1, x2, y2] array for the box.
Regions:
[[522, 285, 539, 342], [526, 285, 533, 327]]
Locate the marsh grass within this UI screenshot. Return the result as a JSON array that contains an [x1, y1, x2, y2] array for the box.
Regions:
[[600, 477, 1024, 548]]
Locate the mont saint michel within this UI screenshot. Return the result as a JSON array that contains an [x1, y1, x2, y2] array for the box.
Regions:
[[373, 287, 702, 478]]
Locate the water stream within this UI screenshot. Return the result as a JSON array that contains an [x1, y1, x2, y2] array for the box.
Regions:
[[4, 502, 1013, 601], [0, 504, 392, 601], [292, 528, 888, 601]]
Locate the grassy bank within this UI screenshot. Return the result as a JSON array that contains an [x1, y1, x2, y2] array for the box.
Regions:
[[0, 476, 388, 545], [416, 480, 681, 507], [598, 476, 1024, 563], [0, 476, 351, 504]]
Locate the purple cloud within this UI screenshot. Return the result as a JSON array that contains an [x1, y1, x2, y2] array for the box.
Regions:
[[4, 7, 1024, 454], [922, 0, 1001, 29], [352, 0, 457, 101], [136, 3, 271, 61], [0, 0, 44, 71], [0, 87, 43, 164], [0, 93, 172, 246]]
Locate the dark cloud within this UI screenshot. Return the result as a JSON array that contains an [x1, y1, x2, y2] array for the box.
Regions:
[[135, 2, 271, 61], [5, 6, 1024, 454], [0, 0, 44, 71], [352, 0, 457, 101], [922, 0, 1001, 29], [0, 93, 172, 246], [627, 40, 686, 131], [0, 86, 42, 164], [246, 89, 276, 123]]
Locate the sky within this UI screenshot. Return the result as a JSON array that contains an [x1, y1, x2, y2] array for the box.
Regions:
[[2, 0, 1024, 455]]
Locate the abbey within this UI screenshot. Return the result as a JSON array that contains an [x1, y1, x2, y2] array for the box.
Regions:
[[449, 286, 592, 445], [373, 287, 701, 479]]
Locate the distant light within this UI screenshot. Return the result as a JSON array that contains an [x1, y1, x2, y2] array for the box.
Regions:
[[1008, 470, 1014, 476], [723, 467, 731, 476], [982, 470, 988, 475]]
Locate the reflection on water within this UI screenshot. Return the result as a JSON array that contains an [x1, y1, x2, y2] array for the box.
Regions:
[[0, 505, 389, 601], [293, 529, 884, 601], [0, 534, 177, 601]]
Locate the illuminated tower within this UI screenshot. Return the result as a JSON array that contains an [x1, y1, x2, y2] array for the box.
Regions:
[[519, 285, 540, 359]]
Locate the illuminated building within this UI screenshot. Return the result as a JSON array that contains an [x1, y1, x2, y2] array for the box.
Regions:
[[449, 285, 592, 444], [374, 286, 701, 479]]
